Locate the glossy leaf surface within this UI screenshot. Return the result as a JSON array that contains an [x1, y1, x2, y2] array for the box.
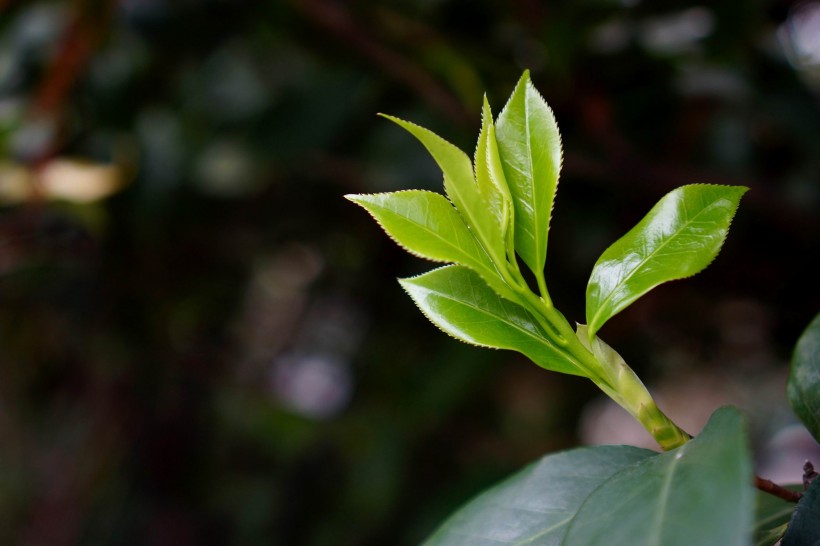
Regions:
[[563, 406, 754, 546], [475, 97, 512, 250], [496, 71, 562, 279], [782, 478, 820, 546], [586, 184, 747, 339], [424, 445, 655, 546], [399, 265, 582, 376], [345, 191, 492, 271], [381, 114, 506, 263], [788, 312, 820, 444]]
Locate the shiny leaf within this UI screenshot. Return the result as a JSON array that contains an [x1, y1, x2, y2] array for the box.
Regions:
[[423, 445, 655, 546], [475, 97, 513, 250], [586, 184, 747, 339], [399, 265, 583, 376], [496, 70, 562, 280], [380, 114, 506, 264], [345, 191, 492, 270], [563, 406, 754, 546], [782, 478, 820, 546], [347, 191, 517, 302], [788, 312, 820, 444]]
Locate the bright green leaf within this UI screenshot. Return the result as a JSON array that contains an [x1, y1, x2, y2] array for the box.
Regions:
[[345, 191, 492, 270], [586, 184, 747, 339], [346, 191, 518, 302], [788, 312, 820, 444], [475, 97, 513, 252], [423, 445, 655, 546], [563, 406, 754, 546], [380, 114, 507, 264], [399, 265, 583, 376], [496, 70, 562, 285], [782, 478, 820, 545]]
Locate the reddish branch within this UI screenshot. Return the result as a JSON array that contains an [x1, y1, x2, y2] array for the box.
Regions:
[[755, 476, 803, 503], [29, 0, 114, 169]]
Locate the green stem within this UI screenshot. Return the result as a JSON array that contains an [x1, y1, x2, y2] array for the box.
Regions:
[[518, 285, 690, 451], [497, 248, 689, 451], [576, 340, 690, 451]]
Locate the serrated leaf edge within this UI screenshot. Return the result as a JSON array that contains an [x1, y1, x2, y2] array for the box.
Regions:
[[399, 264, 569, 361], [398, 265, 509, 351], [587, 183, 748, 338], [345, 190, 483, 264], [496, 70, 564, 285]]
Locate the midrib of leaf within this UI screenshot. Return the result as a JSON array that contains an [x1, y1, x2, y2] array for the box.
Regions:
[[365, 195, 491, 269], [524, 93, 544, 273], [517, 515, 574, 545], [647, 448, 686, 546], [424, 275, 558, 350], [590, 197, 728, 332]]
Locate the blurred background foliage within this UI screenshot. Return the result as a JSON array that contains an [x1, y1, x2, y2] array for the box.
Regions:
[[0, 0, 819, 544]]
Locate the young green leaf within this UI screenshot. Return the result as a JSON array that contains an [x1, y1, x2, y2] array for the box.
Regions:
[[787, 311, 820, 444], [423, 445, 656, 546], [346, 191, 518, 302], [496, 70, 562, 290], [586, 184, 747, 339], [399, 265, 584, 376], [782, 478, 820, 546], [345, 191, 494, 271], [475, 97, 513, 252], [380, 114, 507, 265], [563, 406, 754, 546]]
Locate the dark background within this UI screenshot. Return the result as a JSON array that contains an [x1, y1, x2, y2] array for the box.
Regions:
[[1, 1, 818, 544]]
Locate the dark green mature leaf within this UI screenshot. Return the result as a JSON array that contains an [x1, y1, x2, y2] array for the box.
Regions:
[[424, 445, 655, 546], [754, 488, 798, 546], [399, 265, 583, 376], [788, 312, 820, 444], [563, 406, 754, 546], [782, 478, 820, 546], [380, 114, 507, 264], [496, 71, 562, 282], [586, 184, 747, 339]]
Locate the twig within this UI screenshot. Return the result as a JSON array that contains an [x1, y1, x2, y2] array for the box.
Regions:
[[755, 475, 802, 503]]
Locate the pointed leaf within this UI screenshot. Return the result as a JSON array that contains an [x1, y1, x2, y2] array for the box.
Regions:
[[380, 114, 506, 263], [563, 406, 754, 546], [782, 478, 820, 546], [496, 71, 562, 278], [424, 445, 655, 546], [347, 191, 518, 302], [788, 312, 820, 444], [346, 191, 493, 270], [399, 265, 584, 376], [586, 184, 747, 339], [475, 97, 513, 248]]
